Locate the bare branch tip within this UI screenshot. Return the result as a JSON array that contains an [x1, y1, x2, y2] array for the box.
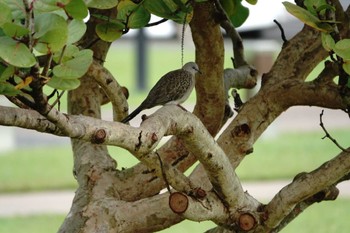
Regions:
[[319, 110, 349, 152]]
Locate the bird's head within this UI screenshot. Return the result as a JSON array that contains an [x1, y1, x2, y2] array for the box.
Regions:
[[183, 62, 201, 75]]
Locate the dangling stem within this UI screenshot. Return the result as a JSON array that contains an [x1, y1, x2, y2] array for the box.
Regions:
[[181, 12, 187, 67]]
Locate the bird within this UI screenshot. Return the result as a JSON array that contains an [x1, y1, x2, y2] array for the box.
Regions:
[[121, 62, 200, 123]]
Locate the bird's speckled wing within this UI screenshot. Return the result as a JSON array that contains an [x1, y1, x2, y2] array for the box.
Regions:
[[142, 69, 193, 108]]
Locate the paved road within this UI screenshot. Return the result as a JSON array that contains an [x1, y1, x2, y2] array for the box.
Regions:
[[0, 180, 349, 217]]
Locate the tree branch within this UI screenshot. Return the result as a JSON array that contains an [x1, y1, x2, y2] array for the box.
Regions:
[[263, 148, 350, 229], [270, 184, 339, 233], [223, 66, 258, 121], [0, 105, 63, 135], [213, 0, 248, 67], [88, 60, 128, 121], [190, 1, 226, 135], [0, 103, 262, 227], [224, 66, 258, 91], [319, 110, 349, 152]]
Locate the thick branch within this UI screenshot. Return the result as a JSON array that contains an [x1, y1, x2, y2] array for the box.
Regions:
[[216, 22, 349, 171], [0, 105, 64, 135], [270, 184, 339, 233], [190, 1, 226, 135]]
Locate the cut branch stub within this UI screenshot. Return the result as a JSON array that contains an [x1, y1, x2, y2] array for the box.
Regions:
[[121, 86, 129, 99], [230, 123, 253, 154], [238, 212, 257, 231], [169, 192, 189, 214], [91, 128, 107, 144], [232, 123, 251, 138], [194, 187, 207, 198]]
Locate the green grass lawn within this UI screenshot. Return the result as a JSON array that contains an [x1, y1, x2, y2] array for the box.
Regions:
[[0, 199, 349, 233], [236, 129, 349, 180]]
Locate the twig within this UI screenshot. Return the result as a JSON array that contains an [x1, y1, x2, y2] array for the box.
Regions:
[[319, 110, 349, 152], [23, 0, 34, 51], [50, 90, 65, 111], [41, 53, 53, 77], [214, 0, 248, 67], [5, 96, 31, 109], [146, 0, 191, 28], [146, 18, 168, 27], [84, 37, 101, 49], [47, 89, 58, 100], [273, 19, 287, 44], [155, 151, 172, 193]]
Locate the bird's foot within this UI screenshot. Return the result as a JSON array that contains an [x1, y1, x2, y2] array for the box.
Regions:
[[141, 114, 149, 121]]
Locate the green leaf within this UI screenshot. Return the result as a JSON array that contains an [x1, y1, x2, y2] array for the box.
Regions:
[[342, 62, 350, 76], [0, 66, 15, 81], [53, 49, 93, 78], [34, 13, 64, 38], [0, 64, 6, 81], [128, 5, 151, 28], [33, 1, 60, 12], [219, 0, 235, 17], [304, 0, 327, 15], [117, 0, 138, 21], [33, 0, 71, 12], [0, 36, 36, 68], [53, 44, 80, 63], [230, 0, 249, 27], [47, 76, 81, 90], [283, 1, 332, 32], [0, 83, 21, 96], [2, 22, 30, 37], [96, 22, 124, 42], [65, 0, 89, 20], [143, 0, 176, 19], [0, 2, 12, 26], [34, 13, 68, 53], [143, 0, 190, 23], [245, 0, 257, 5], [321, 33, 335, 52], [334, 39, 350, 60], [85, 0, 119, 9], [67, 19, 87, 44], [2, 0, 25, 19]]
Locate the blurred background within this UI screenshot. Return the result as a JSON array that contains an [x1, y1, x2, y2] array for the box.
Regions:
[[1, 1, 350, 232]]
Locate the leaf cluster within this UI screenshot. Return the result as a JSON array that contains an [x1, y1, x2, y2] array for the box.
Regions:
[[0, 0, 95, 95], [284, 0, 350, 88], [0, 0, 256, 96]]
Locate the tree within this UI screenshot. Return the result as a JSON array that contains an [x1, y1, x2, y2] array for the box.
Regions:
[[0, 0, 349, 232]]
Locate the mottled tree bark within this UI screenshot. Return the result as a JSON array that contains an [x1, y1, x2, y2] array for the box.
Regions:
[[1, 1, 350, 233]]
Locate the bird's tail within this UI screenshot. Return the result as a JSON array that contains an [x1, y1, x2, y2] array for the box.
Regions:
[[121, 106, 144, 123]]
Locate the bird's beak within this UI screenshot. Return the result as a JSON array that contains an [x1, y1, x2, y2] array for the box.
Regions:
[[195, 67, 202, 74]]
